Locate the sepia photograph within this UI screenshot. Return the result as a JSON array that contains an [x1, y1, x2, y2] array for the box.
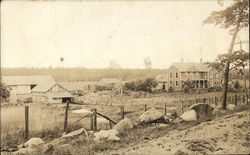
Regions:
[[1, 0, 249, 154]]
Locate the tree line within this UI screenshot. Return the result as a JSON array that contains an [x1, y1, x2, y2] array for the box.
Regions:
[[1, 68, 164, 81]]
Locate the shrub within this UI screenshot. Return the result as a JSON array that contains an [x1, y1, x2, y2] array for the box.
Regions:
[[124, 78, 158, 93], [168, 86, 174, 92]]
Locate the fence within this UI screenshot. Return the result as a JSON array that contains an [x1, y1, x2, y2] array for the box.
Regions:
[[12, 93, 248, 142]]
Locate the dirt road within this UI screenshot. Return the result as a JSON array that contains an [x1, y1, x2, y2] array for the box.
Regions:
[[102, 110, 250, 155]]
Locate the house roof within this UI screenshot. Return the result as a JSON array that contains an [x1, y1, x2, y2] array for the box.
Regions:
[[170, 63, 211, 72], [1, 75, 56, 86]]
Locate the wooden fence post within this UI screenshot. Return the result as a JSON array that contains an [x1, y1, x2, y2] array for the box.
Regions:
[[121, 106, 124, 119], [110, 95, 113, 106], [64, 101, 69, 133], [144, 105, 147, 112], [235, 94, 237, 106], [214, 96, 217, 106], [203, 98, 206, 103], [25, 106, 29, 140], [93, 109, 97, 131], [164, 103, 167, 115], [109, 121, 112, 129], [181, 101, 184, 114]]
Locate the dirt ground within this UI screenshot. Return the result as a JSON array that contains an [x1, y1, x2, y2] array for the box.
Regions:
[[100, 110, 250, 155]]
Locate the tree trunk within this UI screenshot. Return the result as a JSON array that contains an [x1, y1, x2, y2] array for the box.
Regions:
[[222, 24, 240, 110], [242, 67, 248, 104]]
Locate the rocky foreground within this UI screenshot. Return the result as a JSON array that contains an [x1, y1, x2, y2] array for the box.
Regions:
[[101, 110, 250, 155]]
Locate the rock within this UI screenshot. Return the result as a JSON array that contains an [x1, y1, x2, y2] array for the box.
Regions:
[[94, 129, 120, 142], [180, 110, 197, 121], [97, 117, 110, 130], [189, 103, 214, 122], [24, 138, 44, 148], [72, 109, 92, 114], [62, 128, 86, 138], [97, 117, 109, 124], [174, 150, 189, 155], [227, 104, 236, 110], [13, 147, 35, 154], [137, 108, 164, 124], [173, 117, 183, 124], [114, 118, 133, 134]]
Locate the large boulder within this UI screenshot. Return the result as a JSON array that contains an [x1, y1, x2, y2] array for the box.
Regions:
[[114, 118, 133, 134], [93, 129, 120, 142], [137, 108, 164, 125], [72, 109, 92, 115], [180, 110, 197, 121], [24, 137, 44, 148], [62, 128, 87, 138], [189, 103, 214, 122], [13, 148, 35, 154], [227, 104, 236, 110], [97, 117, 110, 130]]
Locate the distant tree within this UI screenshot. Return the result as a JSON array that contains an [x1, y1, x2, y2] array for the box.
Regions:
[[234, 80, 241, 91], [0, 83, 10, 101], [231, 50, 249, 103], [203, 0, 249, 109], [124, 78, 157, 93]]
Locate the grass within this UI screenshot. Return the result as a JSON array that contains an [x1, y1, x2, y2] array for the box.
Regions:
[[0, 122, 84, 150]]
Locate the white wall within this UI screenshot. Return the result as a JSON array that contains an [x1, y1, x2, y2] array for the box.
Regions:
[[9, 85, 31, 95]]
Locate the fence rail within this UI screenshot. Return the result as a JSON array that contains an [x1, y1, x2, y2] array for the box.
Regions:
[[16, 93, 247, 142]]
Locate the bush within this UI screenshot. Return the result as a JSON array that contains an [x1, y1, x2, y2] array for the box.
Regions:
[[208, 86, 222, 92], [124, 78, 158, 93], [168, 86, 174, 92], [1, 83, 10, 101], [234, 80, 241, 91]]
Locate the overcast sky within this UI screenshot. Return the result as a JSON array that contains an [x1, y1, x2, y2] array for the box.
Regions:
[[1, 0, 249, 69]]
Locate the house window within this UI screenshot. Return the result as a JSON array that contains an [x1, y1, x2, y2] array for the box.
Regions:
[[205, 72, 208, 78], [170, 72, 173, 78], [215, 73, 219, 78], [176, 72, 178, 78], [175, 81, 179, 87]]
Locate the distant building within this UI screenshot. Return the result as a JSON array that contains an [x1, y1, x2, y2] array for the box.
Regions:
[[2, 75, 72, 103], [58, 81, 98, 92], [155, 74, 168, 91], [156, 62, 223, 91]]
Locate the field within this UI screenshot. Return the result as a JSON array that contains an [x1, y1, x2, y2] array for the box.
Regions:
[[1, 91, 247, 150]]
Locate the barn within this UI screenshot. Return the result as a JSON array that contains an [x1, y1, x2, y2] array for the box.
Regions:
[[2, 75, 73, 103]]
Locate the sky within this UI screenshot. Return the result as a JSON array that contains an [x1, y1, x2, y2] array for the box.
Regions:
[[1, 0, 249, 69]]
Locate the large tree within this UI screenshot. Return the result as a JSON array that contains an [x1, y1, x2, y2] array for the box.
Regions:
[[203, 0, 249, 109]]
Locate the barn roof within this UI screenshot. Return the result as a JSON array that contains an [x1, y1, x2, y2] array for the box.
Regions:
[[58, 81, 98, 91], [171, 63, 211, 72]]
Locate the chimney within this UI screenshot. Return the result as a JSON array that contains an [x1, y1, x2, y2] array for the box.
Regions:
[[200, 58, 203, 64], [181, 58, 184, 63]]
